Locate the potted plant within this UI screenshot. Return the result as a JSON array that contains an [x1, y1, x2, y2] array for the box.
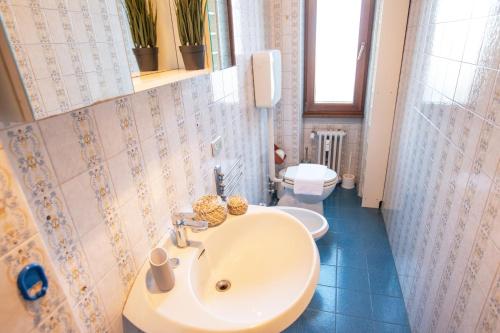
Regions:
[[124, 0, 158, 71], [174, 0, 207, 70]]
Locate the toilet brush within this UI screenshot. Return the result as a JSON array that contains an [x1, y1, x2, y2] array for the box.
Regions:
[[301, 147, 311, 163]]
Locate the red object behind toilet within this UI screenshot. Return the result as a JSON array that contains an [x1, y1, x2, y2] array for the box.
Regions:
[[275, 144, 286, 165]]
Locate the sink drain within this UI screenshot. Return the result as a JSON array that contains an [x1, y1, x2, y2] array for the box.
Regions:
[[215, 280, 231, 292]]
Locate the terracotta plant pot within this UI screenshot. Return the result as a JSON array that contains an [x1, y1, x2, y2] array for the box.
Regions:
[[133, 47, 158, 72], [179, 45, 205, 70]]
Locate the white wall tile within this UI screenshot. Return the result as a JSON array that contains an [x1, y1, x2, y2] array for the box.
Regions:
[[381, 0, 500, 331], [107, 151, 136, 206], [81, 222, 117, 284], [61, 172, 103, 238], [96, 264, 126, 325], [70, 12, 90, 44], [119, 196, 148, 247], [93, 100, 127, 158]]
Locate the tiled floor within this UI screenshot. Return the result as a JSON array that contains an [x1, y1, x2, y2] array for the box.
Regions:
[[284, 188, 410, 333]]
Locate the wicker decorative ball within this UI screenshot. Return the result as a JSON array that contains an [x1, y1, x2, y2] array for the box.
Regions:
[[227, 195, 248, 215], [192, 195, 227, 227]]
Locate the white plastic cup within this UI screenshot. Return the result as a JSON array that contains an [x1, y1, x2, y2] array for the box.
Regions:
[[149, 247, 175, 291], [341, 174, 355, 189]]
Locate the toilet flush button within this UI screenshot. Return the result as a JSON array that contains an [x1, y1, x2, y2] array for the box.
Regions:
[[211, 136, 223, 157]]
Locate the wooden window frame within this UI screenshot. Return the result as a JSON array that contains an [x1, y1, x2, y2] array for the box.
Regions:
[[304, 0, 375, 118]]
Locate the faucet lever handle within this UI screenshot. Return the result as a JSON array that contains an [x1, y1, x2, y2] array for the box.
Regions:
[[184, 220, 209, 230], [180, 212, 196, 219], [172, 211, 195, 223]]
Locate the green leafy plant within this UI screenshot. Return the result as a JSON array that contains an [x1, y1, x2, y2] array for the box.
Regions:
[[174, 0, 207, 46], [124, 0, 157, 48]]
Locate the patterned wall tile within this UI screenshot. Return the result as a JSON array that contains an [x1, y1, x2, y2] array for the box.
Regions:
[[0, 144, 80, 333], [143, 87, 179, 218], [382, 0, 500, 331], [112, 98, 160, 245], [34, 301, 79, 333], [70, 109, 136, 289], [0, 149, 36, 256], [0, 125, 108, 332], [0, 236, 65, 332]]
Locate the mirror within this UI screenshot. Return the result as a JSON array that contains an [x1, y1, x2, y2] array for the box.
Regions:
[[120, 0, 235, 92], [207, 0, 235, 71], [0, 0, 136, 122], [0, 0, 235, 123]]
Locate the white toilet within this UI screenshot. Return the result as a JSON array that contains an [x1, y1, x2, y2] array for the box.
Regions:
[[277, 164, 339, 215]]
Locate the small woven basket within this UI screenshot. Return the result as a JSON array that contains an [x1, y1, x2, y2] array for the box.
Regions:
[[193, 195, 227, 227], [227, 195, 248, 215]]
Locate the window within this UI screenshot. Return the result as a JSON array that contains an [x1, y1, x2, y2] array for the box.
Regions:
[[304, 0, 374, 117]]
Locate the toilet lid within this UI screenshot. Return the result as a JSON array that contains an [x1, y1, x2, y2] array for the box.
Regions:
[[279, 165, 338, 187]]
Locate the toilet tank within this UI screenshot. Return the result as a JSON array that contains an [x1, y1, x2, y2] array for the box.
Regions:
[[252, 50, 282, 108]]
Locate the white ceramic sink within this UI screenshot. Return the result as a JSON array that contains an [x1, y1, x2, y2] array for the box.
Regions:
[[123, 205, 320, 333]]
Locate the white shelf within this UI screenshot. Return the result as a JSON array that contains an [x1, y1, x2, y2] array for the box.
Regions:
[[132, 68, 211, 92]]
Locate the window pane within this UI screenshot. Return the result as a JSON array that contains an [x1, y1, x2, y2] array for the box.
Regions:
[[314, 0, 362, 104]]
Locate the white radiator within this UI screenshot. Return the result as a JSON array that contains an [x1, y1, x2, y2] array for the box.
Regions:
[[316, 130, 346, 176]]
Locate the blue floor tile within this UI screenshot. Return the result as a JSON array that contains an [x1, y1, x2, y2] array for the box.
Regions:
[[359, 220, 387, 238], [337, 266, 370, 292], [301, 188, 410, 332], [369, 267, 403, 297], [358, 207, 383, 222], [335, 218, 360, 234], [372, 321, 411, 333], [316, 231, 337, 247], [327, 207, 364, 220], [363, 233, 393, 253], [337, 247, 367, 269], [333, 232, 365, 251], [284, 309, 336, 333], [336, 314, 373, 333], [301, 309, 336, 332], [319, 265, 336, 287], [336, 288, 372, 319], [309, 285, 336, 312], [282, 319, 302, 333], [318, 246, 337, 265], [371, 295, 409, 326], [366, 251, 397, 273]]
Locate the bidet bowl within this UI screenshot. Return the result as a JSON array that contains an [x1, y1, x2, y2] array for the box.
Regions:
[[123, 206, 320, 333], [274, 206, 329, 240]]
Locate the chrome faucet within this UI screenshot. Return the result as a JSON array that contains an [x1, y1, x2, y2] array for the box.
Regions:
[[171, 212, 208, 248]]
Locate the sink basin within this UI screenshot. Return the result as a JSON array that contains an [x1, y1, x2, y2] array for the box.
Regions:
[[123, 206, 320, 333]]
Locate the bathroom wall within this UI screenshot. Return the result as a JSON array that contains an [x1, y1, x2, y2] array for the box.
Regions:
[[0, 1, 271, 332], [268, 0, 363, 179], [382, 0, 499, 332], [267, 0, 304, 168], [0, 145, 80, 332]]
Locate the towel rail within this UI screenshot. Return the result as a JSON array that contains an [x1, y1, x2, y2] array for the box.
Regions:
[[214, 156, 243, 200]]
